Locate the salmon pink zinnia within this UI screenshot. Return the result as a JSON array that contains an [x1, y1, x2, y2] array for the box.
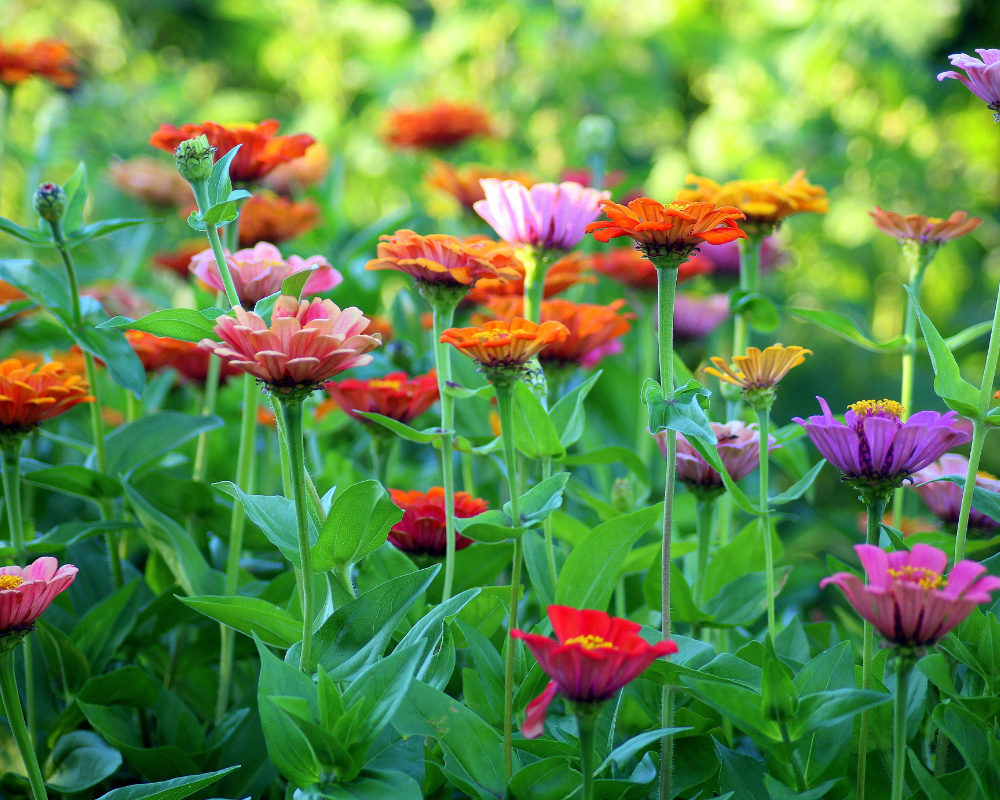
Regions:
[[0, 558, 78, 634]]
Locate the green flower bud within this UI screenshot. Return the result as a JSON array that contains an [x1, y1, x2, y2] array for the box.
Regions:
[[33, 182, 67, 223], [577, 115, 615, 155], [174, 134, 216, 182]]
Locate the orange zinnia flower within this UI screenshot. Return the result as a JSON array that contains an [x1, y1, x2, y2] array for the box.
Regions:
[[586, 199, 747, 266], [153, 241, 205, 278], [366, 230, 521, 288], [321, 370, 439, 424], [108, 157, 194, 207], [237, 191, 321, 247], [126, 331, 198, 373], [869, 208, 982, 244], [466, 250, 595, 305], [149, 120, 315, 184], [704, 344, 811, 408], [588, 247, 713, 290], [426, 161, 535, 208], [0, 359, 93, 433], [387, 487, 488, 556], [0, 40, 77, 89], [440, 318, 569, 379], [385, 100, 491, 150], [262, 142, 330, 195]]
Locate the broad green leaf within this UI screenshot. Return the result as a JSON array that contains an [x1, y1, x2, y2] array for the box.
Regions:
[[455, 619, 504, 718], [396, 589, 479, 688], [313, 480, 403, 571], [45, 731, 121, 793], [549, 370, 601, 447], [71, 580, 141, 674], [684, 678, 781, 742], [97, 412, 223, 476], [942, 320, 992, 351], [35, 620, 91, 692], [907, 748, 955, 800], [342, 643, 423, 752], [596, 728, 689, 774], [788, 307, 905, 353], [705, 569, 785, 628], [64, 218, 150, 247], [559, 445, 650, 486], [180, 595, 301, 648], [932, 700, 1000, 798], [201, 201, 238, 226], [790, 688, 892, 739], [731, 290, 780, 333], [299, 769, 422, 800], [454, 510, 530, 543], [503, 472, 569, 526], [62, 162, 88, 232], [207, 144, 242, 204], [92, 768, 237, 800], [23, 465, 122, 500], [0, 218, 51, 245], [715, 740, 767, 800], [281, 267, 316, 300], [357, 412, 441, 443], [769, 460, 826, 505], [508, 756, 581, 800], [512, 380, 565, 459], [644, 378, 716, 447], [215, 482, 307, 566], [98, 309, 225, 342]]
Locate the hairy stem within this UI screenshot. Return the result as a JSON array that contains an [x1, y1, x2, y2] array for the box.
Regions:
[[0, 652, 46, 800], [858, 493, 888, 800], [891, 656, 913, 800], [757, 405, 775, 639]]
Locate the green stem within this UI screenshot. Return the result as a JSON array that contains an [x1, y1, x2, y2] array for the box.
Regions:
[[576, 709, 597, 800], [780, 723, 806, 792], [0, 652, 46, 800], [858, 493, 888, 800], [0, 85, 12, 211], [192, 354, 223, 482], [542, 457, 557, 588], [369, 433, 392, 486], [462, 451, 475, 494], [191, 180, 241, 310], [693, 497, 717, 608], [635, 294, 656, 471], [891, 656, 913, 800], [732, 234, 761, 358], [521, 246, 550, 324], [934, 724, 950, 777], [757, 405, 775, 639], [281, 394, 314, 672]]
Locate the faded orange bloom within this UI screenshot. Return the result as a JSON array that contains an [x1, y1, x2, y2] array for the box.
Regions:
[[126, 331, 198, 373], [440, 318, 569, 371], [0, 359, 93, 433], [238, 191, 321, 247], [466, 251, 595, 305], [262, 142, 331, 194], [704, 344, 811, 394], [869, 207, 982, 244], [153, 241, 205, 278], [676, 171, 827, 232], [364, 315, 394, 343], [587, 199, 747, 265], [366, 230, 521, 288], [149, 120, 315, 184], [588, 248, 713, 290], [426, 161, 535, 208], [0, 282, 26, 303], [856, 512, 936, 537], [385, 100, 491, 150], [108, 157, 194, 207], [257, 405, 278, 428], [0, 40, 77, 89]]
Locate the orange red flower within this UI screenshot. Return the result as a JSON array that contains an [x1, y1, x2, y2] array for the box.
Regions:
[[108, 157, 194, 207], [261, 142, 330, 195], [149, 120, 315, 184], [466, 250, 595, 305], [385, 100, 491, 150], [676, 171, 827, 232], [237, 191, 321, 247], [425, 161, 535, 208], [366, 230, 521, 288], [440, 318, 569, 370], [0, 358, 93, 433], [364, 315, 394, 343], [587, 247, 713, 290], [387, 487, 488, 556], [0, 40, 77, 89], [126, 331, 198, 372], [869, 208, 982, 244], [321, 370, 439, 424]]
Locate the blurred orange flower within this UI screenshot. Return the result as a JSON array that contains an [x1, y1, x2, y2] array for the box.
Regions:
[[869, 208, 982, 244], [426, 161, 535, 208], [262, 142, 330, 194], [0, 282, 26, 303], [153, 241, 205, 278], [0, 358, 93, 433], [466, 251, 595, 305], [364, 315, 394, 343], [108, 157, 194, 207], [321, 370, 439, 423], [126, 331, 198, 373], [441, 318, 569, 369], [366, 230, 520, 288], [588, 247, 713, 290], [386, 101, 491, 149], [238, 191, 321, 247], [0, 40, 77, 89]]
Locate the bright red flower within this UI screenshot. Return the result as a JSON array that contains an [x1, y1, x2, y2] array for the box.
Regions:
[[385, 101, 491, 150], [387, 487, 488, 556], [0, 40, 77, 89], [512, 605, 678, 738], [588, 247, 712, 290], [321, 370, 439, 424]]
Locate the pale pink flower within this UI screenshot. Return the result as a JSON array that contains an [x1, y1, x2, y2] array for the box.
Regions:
[[474, 180, 610, 251], [911, 454, 1000, 531], [200, 295, 381, 391], [653, 420, 777, 494], [189, 242, 341, 307], [938, 49, 1000, 119], [0, 558, 77, 632]]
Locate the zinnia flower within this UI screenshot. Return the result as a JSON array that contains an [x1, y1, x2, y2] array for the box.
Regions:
[[695, 237, 782, 276], [190, 242, 341, 307], [466, 251, 595, 305], [912, 454, 999, 531], [153, 241, 205, 278], [261, 142, 330, 194], [149, 120, 315, 183], [440, 318, 569, 379], [0, 40, 77, 89], [586, 198, 747, 265], [938, 50, 1000, 120], [108, 157, 194, 207], [821, 544, 1000, 647], [0, 359, 93, 434], [82, 283, 155, 320], [673, 293, 731, 342], [321, 370, 439, 424], [793, 398, 972, 491], [171, 347, 242, 386], [387, 488, 488, 556], [364, 315, 394, 343], [588, 247, 712, 290], [365, 230, 521, 288], [426, 161, 535, 209], [238, 191, 321, 248], [200, 296, 382, 392], [511, 605, 678, 738], [385, 100, 492, 149], [869, 208, 982, 244], [704, 344, 810, 408], [126, 331, 199, 373], [0, 558, 78, 634], [475, 180, 610, 252]]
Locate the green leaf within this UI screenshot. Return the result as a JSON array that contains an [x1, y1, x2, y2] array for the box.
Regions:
[[508, 756, 581, 800], [791, 688, 892, 738], [301, 769, 423, 800], [45, 731, 122, 793], [342, 643, 423, 752], [0, 217, 51, 245], [98, 309, 224, 342], [549, 370, 601, 447], [512, 380, 565, 459], [92, 768, 237, 800], [705, 569, 786, 628], [454, 510, 530, 543], [313, 480, 403, 571], [504, 472, 570, 526], [597, 728, 689, 774], [215, 482, 308, 566], [881, 524, 909, 551], [685, 678, 780, 742], [396, 589, 479, 688], [62, 162, 88, 232], [22, 464, 122, 500], [357, 412, 442, 443], [731, 290, 780, 333], [942, 320, 992, 351], [281, 267, 316, 301], [932, 700, 1000, 798], [98, 412, 224, 477], [760, 634, 798, 724], [180, 595, 301, 648], [644, 378, 716, 447], [71, 581, 142, 674], [924, 476, 1000, 523], [201, 201, 238, 226], [455, 619, 504, 718], [63, 218, 150, 247], [906, 748, 955, 800], [35, 620, 90, 693], [715, 740, 767, 800], [559, 445, 650, 487], [769, 460, 826, 505], [208, 144, 242, 205], [788, 307, 905, 353]]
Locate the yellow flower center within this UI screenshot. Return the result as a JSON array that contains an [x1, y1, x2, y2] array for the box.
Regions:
[[667, 201, 692, 211], [888, 566, 947, 591], [368, 379, 402, 391], [848, 399, 905, 421], [564, 634, 615, 650], [473, 330, 510, 343], [0, 575, 24, 590], [977, 470, 997, 481]]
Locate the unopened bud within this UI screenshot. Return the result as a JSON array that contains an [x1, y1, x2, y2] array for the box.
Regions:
[[34, 183, 67, 223], [577, 115, 615, 155], [174, 135, 216, 182], [611, 478, 635, 514]]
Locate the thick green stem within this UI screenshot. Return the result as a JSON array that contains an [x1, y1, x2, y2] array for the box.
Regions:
[[756, 405, 775, 639], [693, 497, 717, 608], [542, 457, 558, 588], [0, 85, 12, 211], [732, 234, 762, 358], [891, 656, 913, 800], [576, 709, 597, 800], [521, 246, 551, 324], [780, 723, 807, 792], [635, 294, 656, 470], [858, 493, 888, 800], [0, 652, 46, 800]]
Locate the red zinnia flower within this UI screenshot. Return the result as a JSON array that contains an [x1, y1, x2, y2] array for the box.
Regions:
[[512, 605, 678, 738], [385, 101, 491, 150], [0, 40, 77, 89], [320, 370, 439, 424], [387, 487, 488, 556], [126, 331, 198, 373]]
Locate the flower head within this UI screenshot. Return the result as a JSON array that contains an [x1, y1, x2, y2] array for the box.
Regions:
[[149, 120, 315, 183], [153, 241, 205, 278], [465, 251, 595, 306], [426, 161, 535, 209], [200, 296, 382, 392], [793, 398, 972, 491], [261, 142, 330, 194], [475, 180, 610, 252], [238, 191, 321, 248], [126, 331, 199, 373], [170, 346, 242, 386], [388, 488, 488, 556], [108, 157, 194, 207], [440, 318, 569, 383], [821, 544, 1000, 647], [695, 237, 783, 276], [512, 605, 677, 737], [385, 100, 491, 149], [912, 455, 1000, 531], [0, 558, 77, 637], [0, 40, 77, 89], [0, 359, 93, 435], [366, 230, 521, 288], [321, 370, 439, 424], [587, 198, 747, 265], [869, 208, 982, 245], [588, 247, 712, 290], [938, 50, 1000, 120], [189, 242, 340, 307], [673, 293, 731, 342], [704, 344, 810, 408]]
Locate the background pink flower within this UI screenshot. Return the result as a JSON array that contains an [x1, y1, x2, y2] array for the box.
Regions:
[[911, 454, 1000, 531], [0, 557, 77, 632]]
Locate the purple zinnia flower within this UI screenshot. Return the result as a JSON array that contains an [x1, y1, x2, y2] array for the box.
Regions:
[[673, 293, 730, 341], [911, 454, 1000, 532], [938, 49, 1000, 120], [695, 236, 783, 276], [474, 180, 610, 251], [793, 398, 972, 490]]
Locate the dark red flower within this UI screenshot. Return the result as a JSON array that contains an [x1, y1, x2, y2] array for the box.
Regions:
[[387, 487, 488, 556], [320, 371, 438, 424]]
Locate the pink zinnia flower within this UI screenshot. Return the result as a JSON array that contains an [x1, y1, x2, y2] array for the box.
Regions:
[[672, 293, 731, 341], [199, 295, 382, 391], [911, 454, 1000, 531], [474, 180, 610, 251], [189, 242, 341, 308], [0, 558, 77, 632], [938, 49, 1000, 120], [821, 544, 1000, 647]]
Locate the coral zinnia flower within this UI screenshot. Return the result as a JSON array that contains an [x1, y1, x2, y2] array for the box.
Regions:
[[0, 359, 93, 433], [321, 370, 439, 424], [426, 161, 535, 209], [108, 157, 194, 207], [387, 487, 488, 556], [440, 318, 569, 374], [153, 241, 205, 278], [238, 191, 321, 248], [149, 120, 315, 183], [466, 251, 595, 306], [704, 345, 810, 406], [126, 331, 198, 373], [587, 198, 747, 265], [869, 208, 982, 244], [200, 296, 382, 391], [793, 398, 972, 490], [475, 180, 610, 252], [261, 142, 330, 195], [385, 100, 491, 150], [911, 455, 1000, 531], [366, 230, 521, 288], [588, 247, 712, 290], [0, 40, 77, 89], [190, 242, 341, 307], [0, 558, 78, 633], [673, 293, 731, 342], [821, 544, 1000, 647], [938, 50, 1000, 120], [511, 605, 678, 738]]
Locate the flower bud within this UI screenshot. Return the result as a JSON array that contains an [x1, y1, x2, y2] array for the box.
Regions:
[[174, 135, 216, 182], [577, 115, 615, 155], [34, 182, 67, 223]]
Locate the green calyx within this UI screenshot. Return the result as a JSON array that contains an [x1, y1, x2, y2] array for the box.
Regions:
[[744, 385, 777, 412], [0, 627, 32, 657], [416, 279, 469, 310], [643, 248, 696, 269], [174, 134, 217, 182], [483, 363, 529, 390]]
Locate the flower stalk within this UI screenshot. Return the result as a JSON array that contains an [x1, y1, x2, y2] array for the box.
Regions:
[[574, 705, 598, 800], [542, 457, 558, 587], [520, 245, 552, 324], [693, 497, 717, 609], [0, 651, 46, 800], [755, 403, 775, 639], [891, 652, 915, 800]]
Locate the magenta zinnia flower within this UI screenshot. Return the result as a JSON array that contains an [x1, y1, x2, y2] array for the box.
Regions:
[[672, 293, 731, 341], [912, 454, 1000, 532], [0, 558, 77, 633], [793, 398, 971, 490], [821, 544, 1000, 647], [474, 180, 610, 251], [200, 295, 382, 391], [938, 50, 1000, 120], [190, 242, 341, 307]]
